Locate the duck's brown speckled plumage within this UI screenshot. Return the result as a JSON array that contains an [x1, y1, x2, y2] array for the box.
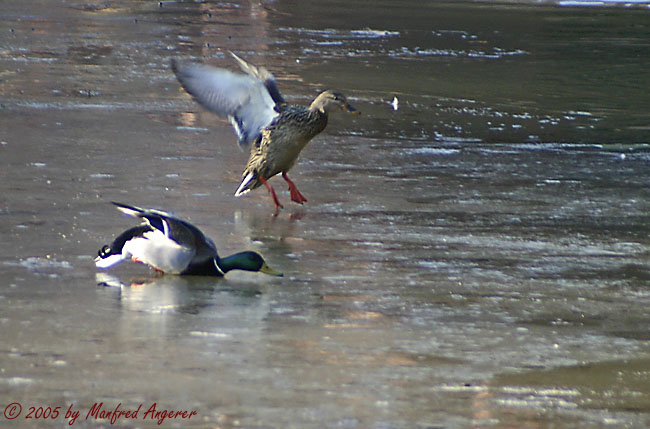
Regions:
[[240, 104, 328, 192], [234, 89, 358, 213]]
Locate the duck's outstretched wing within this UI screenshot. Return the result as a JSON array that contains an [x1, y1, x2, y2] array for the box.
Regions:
[[111, 202, 208, 249], [171, 58, 279, 148], [228, 51, 286, 106], [109, 202, 219, 274]]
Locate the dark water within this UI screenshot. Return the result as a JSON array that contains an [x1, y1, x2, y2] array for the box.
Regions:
[[1, 1, 649, 427]]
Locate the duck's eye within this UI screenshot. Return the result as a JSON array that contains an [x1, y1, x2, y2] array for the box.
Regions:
[[98, 245, 111, 258]]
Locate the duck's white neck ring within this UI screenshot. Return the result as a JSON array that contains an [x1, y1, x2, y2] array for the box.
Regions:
[[213, 258, 225, 275]]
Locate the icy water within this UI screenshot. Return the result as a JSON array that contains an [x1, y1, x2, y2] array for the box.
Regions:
[[1, 0, 650, 427]]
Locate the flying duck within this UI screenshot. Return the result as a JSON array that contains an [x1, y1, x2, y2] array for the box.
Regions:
[[95, 202, 282, 276], [171, 52, 359, 213]]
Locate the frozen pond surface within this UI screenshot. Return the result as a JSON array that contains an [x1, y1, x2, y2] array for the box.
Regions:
[[1, 0, 649, 427]]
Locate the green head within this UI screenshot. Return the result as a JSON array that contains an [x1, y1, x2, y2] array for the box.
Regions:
[[218, 251, 283, 276]]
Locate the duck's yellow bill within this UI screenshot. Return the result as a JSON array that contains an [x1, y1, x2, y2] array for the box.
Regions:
[[260, 263, 283, 276]]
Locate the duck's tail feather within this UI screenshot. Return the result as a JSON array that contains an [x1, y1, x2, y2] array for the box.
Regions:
[[235, 172, 257, 197]]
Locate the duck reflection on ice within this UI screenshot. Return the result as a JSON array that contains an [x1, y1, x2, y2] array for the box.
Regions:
[[95, 272, 265, 315], [94, 272, 273, 348]]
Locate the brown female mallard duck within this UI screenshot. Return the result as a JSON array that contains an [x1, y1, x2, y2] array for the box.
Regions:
[[171, 52, 359, 213]]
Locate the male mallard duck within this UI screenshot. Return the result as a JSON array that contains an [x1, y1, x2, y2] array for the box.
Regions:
[[171, 52, 359, 213], [95, 202, 282, 276]]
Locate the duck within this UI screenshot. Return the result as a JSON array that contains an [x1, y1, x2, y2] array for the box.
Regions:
[[95, 202, 282, 277], [171, 52, 359, 213]]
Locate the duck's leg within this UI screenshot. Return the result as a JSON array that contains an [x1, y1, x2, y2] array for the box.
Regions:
[[282, 172, 308, 204], [259, 175, 283, 213]]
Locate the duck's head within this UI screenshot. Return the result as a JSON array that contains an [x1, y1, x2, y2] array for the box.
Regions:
[[310, 90, 359, 115], [218, 251, 283, 276]]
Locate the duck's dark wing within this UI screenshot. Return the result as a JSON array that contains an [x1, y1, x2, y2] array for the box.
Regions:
[[171, 59, 279, 148], [112, 202, 218, 259]]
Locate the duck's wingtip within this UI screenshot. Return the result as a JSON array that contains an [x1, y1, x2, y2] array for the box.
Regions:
[[112, 202, 143, 218], [228, 51, 250, 68]]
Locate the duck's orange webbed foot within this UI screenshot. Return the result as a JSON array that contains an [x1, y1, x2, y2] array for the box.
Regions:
[[282, 172, 308, 204]]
